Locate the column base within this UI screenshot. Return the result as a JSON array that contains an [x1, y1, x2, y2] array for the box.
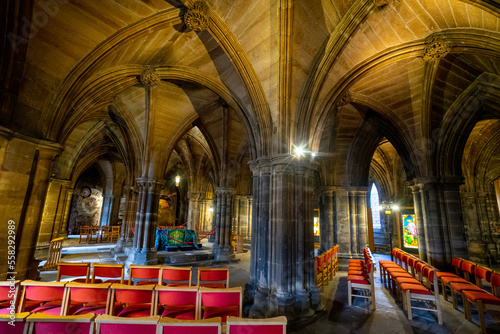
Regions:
[[212, 245, 235, 261], [125, 248, 158, 272]]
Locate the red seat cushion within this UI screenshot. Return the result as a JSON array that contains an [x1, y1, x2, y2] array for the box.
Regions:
[[161, 305, 196, 320], [347, 275, 369, 285], [449, 282, 484, 293], [436, 272, 459, 279], [348, 270, 366, 276], [116, 304, 151, 318], [440, 276, 469, 284], [202, 305, 239, 322], [198, 283, 226, 289], [463, 291, 500, 305], [395, 277, 420, 284], [166, 282, 190, 287], [399, 283, 431, 295]]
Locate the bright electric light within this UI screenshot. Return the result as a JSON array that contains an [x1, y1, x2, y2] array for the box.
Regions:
[[311, 152, 317, 158], [294, 146, 305, 157], [175, 175, 180, 187], [392, 205, 399, 211]]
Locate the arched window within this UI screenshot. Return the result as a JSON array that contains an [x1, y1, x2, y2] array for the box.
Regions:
[[370, 183, 381, 229]]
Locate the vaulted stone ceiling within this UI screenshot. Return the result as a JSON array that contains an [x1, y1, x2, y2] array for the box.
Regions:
[[2, 0, 500, 194]]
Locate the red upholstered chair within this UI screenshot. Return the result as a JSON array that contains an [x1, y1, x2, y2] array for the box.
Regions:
[[18, 281, 72, 316], [440, 260, 476, 301], [401, 265, 442, 324], [155, 286, 198, 320], [198, 287, 242, 322], [315, 254, 325, 291], [0, 280, 31, 333], [56, 262, 91, 283], [463, 272, 500, 334], [128, 265, 161, 285], [449, 265, 492, 310], [157, 317, 222, 334], [110, 283, 156, 318], [347, 257, 375, 311], [25, 313, 95, 334], [63, 282, 115, 316], [92, 264, 125, 284], [95, 314, 160, 334], [197, 267, 229, 288], [227, 316, 287, 334], [159, 266, 192, 287]]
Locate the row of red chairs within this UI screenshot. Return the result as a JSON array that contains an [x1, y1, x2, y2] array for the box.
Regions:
[[2, 312, 286, 334], [56, 262, 229, 288], [435, 257, 500, 334], [0, 280, 288, 333], [315, 245, 338, 291], [347, 247, 375, 311], [379, 248, 442, 324]]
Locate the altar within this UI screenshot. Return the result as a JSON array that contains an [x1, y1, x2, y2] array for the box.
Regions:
[[155, 228, 202, 251]]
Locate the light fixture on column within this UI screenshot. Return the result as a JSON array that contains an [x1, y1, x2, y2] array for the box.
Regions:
[[379, 199, 398, 215], [175, 175, 180, 187]]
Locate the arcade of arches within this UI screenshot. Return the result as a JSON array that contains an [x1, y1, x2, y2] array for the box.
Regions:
[[1, 0, 500, 321]]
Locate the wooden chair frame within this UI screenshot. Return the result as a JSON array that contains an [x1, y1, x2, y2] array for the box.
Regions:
[[95, 314, 160, 334], [197, 267, 229, 288], [18, 280, 68, 315], [109, 283, 156, 317], [226, 316, 287, 334], [63, 282, 112, 316], [92, 264, 125, 284], [26, 313, 95, 334], [197, 287, 243, 321], [157, 317, 221, 334], [159, 266, 192, 287], [56, 262, 91, 283], [128, 265, 161, 285]]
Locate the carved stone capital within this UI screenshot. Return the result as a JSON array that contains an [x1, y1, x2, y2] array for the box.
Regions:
[[421, 35, 450, 62], [140, 67, 159, 88], [374, 0, 400, 8], [336, 91, 351, 109], [184, 1, 210, 32]]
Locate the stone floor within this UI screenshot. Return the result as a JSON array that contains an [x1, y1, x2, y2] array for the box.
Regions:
[[39, 243, 499, 333]]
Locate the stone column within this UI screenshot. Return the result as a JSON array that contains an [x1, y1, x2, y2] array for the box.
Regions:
[[410, 183, 427, 262], [246, 158, 271, 310], [212, 187, 235, 261], [100, 193, 114, 226], [58, 188, 74, 237], [15, 143, 62, 280], [115, 185, 136, 253], [36, 178, 70, 250], [335, 187, 351, 257], [246, 196, 253, 239], [319, 186, 335, 252], [187, 191, 202, 231], [249, 156, 319, 319], [419, 177, 468, 269], [233, 195, 241, 235], [126, 178, 164, 266], [355, 189, 369, 253]]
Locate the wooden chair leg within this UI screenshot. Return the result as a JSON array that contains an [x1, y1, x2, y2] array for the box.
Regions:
[[441, 282, 448, 301], [463, 298, 472, 321], [348, 281, 352, 306], [406, 291, 413, 320], [451, 289, 458, 310], [477, 301, 486, 334]]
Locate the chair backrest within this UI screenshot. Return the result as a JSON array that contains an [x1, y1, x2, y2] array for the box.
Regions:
[[128, 265, 161, 285], [0, 280, 19, 302], [491, 273, 500, 297], [197, 268, 229, 287], [157, 317, 222, 334], [226, 316, 287, 334], [160, 266, 192, 286], [56, 262, 91, 283], [423, 266, 436, 284], [19, 281, 67, 313], [474, 266, 492, 288], [198, 287, 242, 320], [95, 314, 159, 334], [156, 286, 198, 307], [26, 312, 95, 334], [111, 283, 156, 304], [316, 254, 324, 272], [92, 264, 125, 284], [460, 261, 476, 281], [64, 282, 111, 315], [451, 257, 463, 275]]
